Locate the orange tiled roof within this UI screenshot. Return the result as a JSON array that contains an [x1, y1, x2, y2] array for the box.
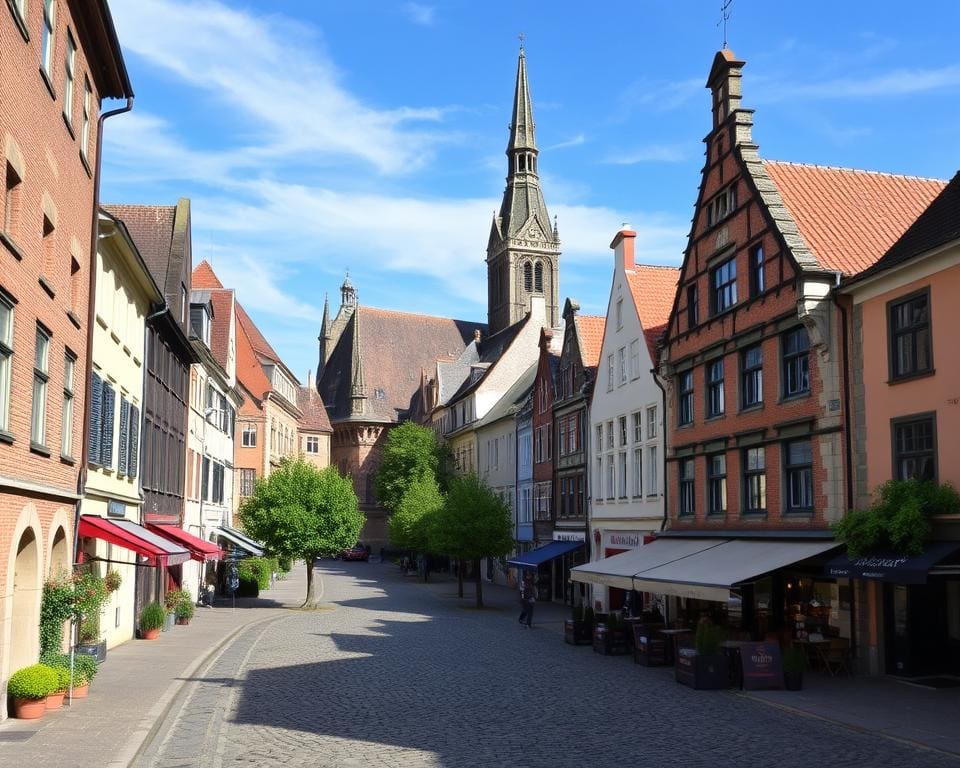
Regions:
[[193, 260, 224, 289], [235, 309, 272, 404], [626, 265, 680, 359], [763, 161, 947, 276], [574, 315, 606, 370]]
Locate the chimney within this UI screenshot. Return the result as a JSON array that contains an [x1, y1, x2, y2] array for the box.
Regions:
[[610, 225, 637, 273], [306, 368, 313, 390]]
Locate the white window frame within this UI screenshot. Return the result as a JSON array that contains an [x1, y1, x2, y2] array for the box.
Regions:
[[61, 352, 75, 457], [41, 0, 55, 77], [63, 30, 76, 123], [305, 435, 319, 454], [646, 406, 657, 439], [606, 354, 614, 391], [632, 447, 642, 498], [647, 446, 658, 497], [31, 325, 50, 447], [617, 346, 627, 385]]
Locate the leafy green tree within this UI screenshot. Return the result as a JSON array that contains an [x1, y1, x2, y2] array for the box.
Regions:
[[374, 422, 443, 512], [389, 473, 443, 553], [239, 458, 363, 608], [431, 473, 514, 608]]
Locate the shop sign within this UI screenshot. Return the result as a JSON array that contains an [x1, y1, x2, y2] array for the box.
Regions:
[[602, 530, 643, 550], [107, 500, 126, 518], [553, 530, 585, 542], [740, 642, 783, 691]]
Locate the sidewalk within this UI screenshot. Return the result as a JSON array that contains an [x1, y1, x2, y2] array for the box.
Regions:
[[0, 566, 307, 768]]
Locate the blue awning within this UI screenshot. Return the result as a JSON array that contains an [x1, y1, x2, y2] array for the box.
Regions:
[[824, 541, 960, 584], [507, 540, 583, 570]]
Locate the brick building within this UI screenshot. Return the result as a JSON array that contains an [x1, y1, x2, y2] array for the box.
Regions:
[[0, 0, 130, 716]]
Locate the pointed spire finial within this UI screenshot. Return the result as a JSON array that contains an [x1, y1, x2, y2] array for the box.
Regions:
[[518, 32, 525, 52], [349, 306, 366, 415], [507, 43, 537, 155], [718, 0, 733, 49]]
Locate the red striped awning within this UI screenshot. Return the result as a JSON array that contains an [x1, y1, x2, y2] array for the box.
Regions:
[[78, 516, 192, 567], [146, 524, 224, 562]]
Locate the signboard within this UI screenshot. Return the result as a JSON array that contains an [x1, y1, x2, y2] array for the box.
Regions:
[[553, 530, 586, 542], [740, 642, 783, 691], [824, 542, 960, 585], [107, 500, 126, 518], [227, 563, 240, 593], [602, 530, 643, 550]]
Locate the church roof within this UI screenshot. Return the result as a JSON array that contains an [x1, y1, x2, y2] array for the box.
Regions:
[[626, 265, 680, 360]]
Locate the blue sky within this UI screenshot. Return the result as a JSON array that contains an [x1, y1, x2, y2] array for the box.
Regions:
[[102, 0, 960, 382]]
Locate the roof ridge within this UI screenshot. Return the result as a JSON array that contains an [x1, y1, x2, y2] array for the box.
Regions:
[[633, 263, 681, 271], [361, 305, 484, 325], [763, 159, 947, 185]]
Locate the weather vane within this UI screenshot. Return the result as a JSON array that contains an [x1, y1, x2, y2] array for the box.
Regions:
[[518, 32, 525, 51], [718, 0, 733, 49]]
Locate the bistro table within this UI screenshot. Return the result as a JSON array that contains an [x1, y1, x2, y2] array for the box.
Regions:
[[791, 638, 831, 671], [657, 628, 693, 666], [720, 640, 749, 689]]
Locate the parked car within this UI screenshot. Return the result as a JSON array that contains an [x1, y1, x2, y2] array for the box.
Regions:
[[341, 544, 370, 562]]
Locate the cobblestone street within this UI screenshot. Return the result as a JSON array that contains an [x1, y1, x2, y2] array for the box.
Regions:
[[134, 563, 959, 768]]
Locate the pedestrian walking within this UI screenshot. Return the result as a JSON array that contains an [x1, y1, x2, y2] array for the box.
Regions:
[[518, 573, 536, 628]]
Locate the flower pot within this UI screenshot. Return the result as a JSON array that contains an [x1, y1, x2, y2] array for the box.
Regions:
[[46, 692, 66, 710], [784, 670, 803, 691], [176, 616, 190, 626], [70, 683, 89, 699], [13, 697, 47, 719], [142, 627, 161, 640]]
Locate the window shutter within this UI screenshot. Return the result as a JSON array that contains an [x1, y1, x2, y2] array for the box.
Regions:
[[101, 382, 115, 468], [87, 373, 103, 464], [129, 406, 140, 479], [118, 397, 130, 476]]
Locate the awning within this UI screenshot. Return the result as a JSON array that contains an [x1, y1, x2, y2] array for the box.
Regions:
[[570, 538, 720, 590], [824, 542, 960, 584], [78, 516, 191, 566], [507, 540, 583, 570], [147, 524, 224, 562], [212, 525, 265, 557]]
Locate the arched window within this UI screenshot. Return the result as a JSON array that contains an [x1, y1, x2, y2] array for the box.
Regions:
[[523, 262, 533, 292], [534, 261, 544, 293]]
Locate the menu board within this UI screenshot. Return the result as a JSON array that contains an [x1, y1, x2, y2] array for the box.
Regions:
[[740, 642, 783, 690]]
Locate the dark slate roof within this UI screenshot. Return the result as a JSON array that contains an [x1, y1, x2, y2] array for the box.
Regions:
[[103, 204, 176, 292], [297, 387, 333, 433], [317, 306, 483, 424], [848, 171, 960, 285]]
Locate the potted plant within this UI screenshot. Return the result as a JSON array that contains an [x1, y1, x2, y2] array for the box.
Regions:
[[564, 605, 594, 645], [163, 589, 188, 631], [8, 664, 58, 719], [74, 572, 109, 662], [41, 652, 97, 697], [676, 623, 729, 690], [593, 612, 631, 656], [783, 646, 807, 691], [175, 596, 195, 626], [139, 602, 167, 640], [45, 666, 73, 710]]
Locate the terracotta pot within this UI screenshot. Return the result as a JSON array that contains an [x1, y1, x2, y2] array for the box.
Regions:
[[70, 683, 89, 699], [13, 697, 47, 719], [176, 617, 190, 626], [142, 627, 161, 640], [46, 692, 66, 710]]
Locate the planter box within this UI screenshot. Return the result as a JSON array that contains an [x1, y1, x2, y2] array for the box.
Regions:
[[564, 619, 594, 645], [75, 639, 106, 664], [675, 650, 729, 690], [593, 625, 631, 656]]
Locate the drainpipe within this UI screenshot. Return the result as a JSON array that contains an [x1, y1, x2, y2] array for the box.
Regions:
[[652, 371, 669, 533], [73, 96, 134, 563]]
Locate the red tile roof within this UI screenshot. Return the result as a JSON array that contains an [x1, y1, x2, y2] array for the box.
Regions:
[[297, 387, 332, 433], [236, 302, 284, 367], [764, 161, 947, 276], [574, 315, 606, 370], [193, 260, 224, 289], [626, 265, 680, 359], [207, 289, 234, 371], [235, 306, 273, 404]]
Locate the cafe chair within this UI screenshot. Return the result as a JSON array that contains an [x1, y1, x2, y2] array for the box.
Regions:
[[822, 638, 852, 677]]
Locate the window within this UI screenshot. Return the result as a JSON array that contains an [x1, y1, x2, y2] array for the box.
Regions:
[[741, 344, 763, 409], [706, 358, 724, 418], [617, 346, 627, 385], [61, 353, 75, 457], [306, 435, 320, 454], [81, 79, 92, 160], [606, 420, 614, 450], [0, 294, 12, 433], [707, 455, 727, 516], [595, 424, 603, 452], [750, 244, 765, 297], [646, 406, 657, 439], [606, 354, 613, 391], [606, 456, 615, 499], [647, 446, 658, 496], [892, 415, 936, 481], [632, 412, 642, 443], [63, 31, 76, 124], [618, 415, 627, 447], [31, 325, 50, 448], [240, 468, 256, 497], [189, 305, 210, 345], [687, 284, 699, 329], [888, 290, 932, 380], [706, 185, 737, 227], [41, 0, 55, 77], [595, 457, 603, 500], [618, 451, 627, 497], [782, 327, 810, 398], [785, 439, 813, 513], [632, 448, 642, 497], [523, 262, 533, 292], [711, 256, 737, 314], [534, 261, 543, 293], [679, 459, 695, 516], [629, 339, 640, 379], [4, 162, 23, 239], [743, 447, 766, 514], [616, 298, 623, 330], [678, 370, 693, 426]]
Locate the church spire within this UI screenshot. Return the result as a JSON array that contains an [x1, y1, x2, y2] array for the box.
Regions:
[[349, 306, 366, 416], [317, 293, 331, 385], [508, 45, 537, 156]]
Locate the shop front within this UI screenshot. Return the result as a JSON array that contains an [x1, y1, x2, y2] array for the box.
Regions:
[[584, 529, 657, 612], [507, 536, 584, 603]]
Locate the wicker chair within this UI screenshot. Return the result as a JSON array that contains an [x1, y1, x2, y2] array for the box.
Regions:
[[822, 637, 852, 676]]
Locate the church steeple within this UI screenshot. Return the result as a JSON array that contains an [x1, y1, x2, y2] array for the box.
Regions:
[[317, 293, 331, 386], [486, 44, 561, 336]]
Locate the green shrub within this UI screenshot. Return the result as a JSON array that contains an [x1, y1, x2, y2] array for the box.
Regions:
[[175, 598, 195, 620], [53, 666, 73, 693], [139, 602, 167, 632], [237, 558, 271, 590], [164, 589, 191, 612], [236, 573, 259, 597], [41, 652, 98, 682], [694, 623, 725, 656], [39, 577, 74, 658], [7, 664, 58, 700], [277, 556, 292, 573]]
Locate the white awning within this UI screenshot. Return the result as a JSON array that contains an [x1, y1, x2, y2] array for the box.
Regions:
[[631, 538, 842, 602], [569, 538, 724, 590], [212, 525, 265, 557]]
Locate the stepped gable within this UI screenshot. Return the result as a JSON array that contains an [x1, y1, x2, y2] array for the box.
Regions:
[[763, 161, 947, 276], [626, 264, 680, 359]]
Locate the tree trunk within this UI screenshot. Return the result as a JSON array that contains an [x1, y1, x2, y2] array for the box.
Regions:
[[457, 558, 463, 598], [475, 558, 483, 608], [303, 558, 324, 608]]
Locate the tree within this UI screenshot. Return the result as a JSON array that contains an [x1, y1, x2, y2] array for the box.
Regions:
[[389, 473, 443, 554], [431, 473, 514, 608], [374, 422, 443, 512], [239, 458, 363, 608]]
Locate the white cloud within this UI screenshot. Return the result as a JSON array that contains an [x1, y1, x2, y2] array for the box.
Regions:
[[546, 133, 586, 151], [403, 3, 435, 26], [603, 144, 688, 165]]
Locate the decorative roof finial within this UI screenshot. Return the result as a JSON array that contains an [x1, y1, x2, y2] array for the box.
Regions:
[[718, 0, 733, 49], [518, 32, 525, 53]]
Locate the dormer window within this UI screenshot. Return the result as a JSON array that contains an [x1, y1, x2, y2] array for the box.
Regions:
[[706, 184, 737, 227], [189, 304, 211, 346]]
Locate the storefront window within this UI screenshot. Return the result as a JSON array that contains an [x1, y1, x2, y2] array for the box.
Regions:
[[785, 576, 851, 642]]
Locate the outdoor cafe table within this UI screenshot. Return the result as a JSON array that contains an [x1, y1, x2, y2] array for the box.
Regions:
[[791, 638, 831, 671], [657, 628, 693, 666]]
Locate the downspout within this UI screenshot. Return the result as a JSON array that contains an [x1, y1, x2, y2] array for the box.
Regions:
[[652, 371, 669, 533], [73, 96, 134, 562]]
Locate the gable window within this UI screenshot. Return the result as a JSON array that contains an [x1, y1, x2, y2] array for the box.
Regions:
[[741, 344, 763, 409], [31, 325, 51, 449], [750, 244, 765, 297], [306, 435, 320, 454], [606, 354, 614, 392], [888, 290, 932, 380], [706, 184, 737, 227], [784, 439, 813, 514], [711, 256, 737, 315], [678, 370, 693, 426], [679, 459, 695, 516], [706, 358, 724, 418], [616, 298, 623, 330], [632, 447, 642, 497], [617, 346, 627, 385], [629, 339, 640, 379], [892, 414, 936, 482], [61, 352, 75, 458], [0, 293, 12, 434], [742, 447, 766, 515], [646, 406, 657, 439], [41, 0, 55, 78], [782, 327, 810, 398], [687, 284, 699, 329], [63, 30, 76, 125], [707, 454, 727, 516]]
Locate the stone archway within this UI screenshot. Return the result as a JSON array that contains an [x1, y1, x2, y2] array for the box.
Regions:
[[48, 515, 71, 579], [10, 527, 41, 672]]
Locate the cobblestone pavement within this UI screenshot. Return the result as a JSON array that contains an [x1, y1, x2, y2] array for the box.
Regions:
[[135, 563, 960, 768]]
